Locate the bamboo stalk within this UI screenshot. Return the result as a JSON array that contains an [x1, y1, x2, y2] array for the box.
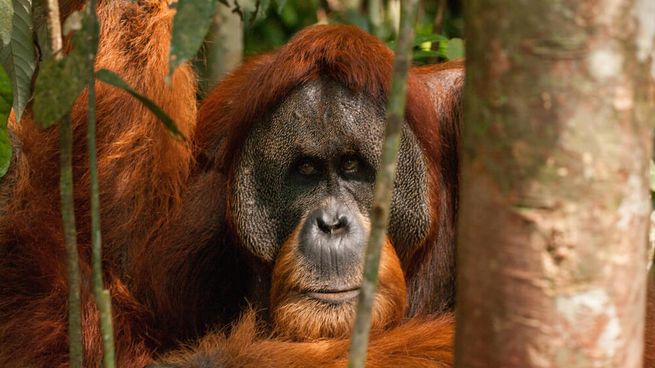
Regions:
[[346, 1, 419, 367]]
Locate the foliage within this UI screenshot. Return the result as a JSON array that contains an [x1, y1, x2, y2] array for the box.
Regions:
[[32, 10, 93, 127], [241, 0, 464, 63], [0, 0, 35, 122]]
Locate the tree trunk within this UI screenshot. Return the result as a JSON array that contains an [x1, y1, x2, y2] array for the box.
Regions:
[[456, 1, 654, 367], [200, 1, 243, 95]]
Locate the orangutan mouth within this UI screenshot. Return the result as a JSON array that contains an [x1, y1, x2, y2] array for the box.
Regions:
[[307, 288, 360, 304]]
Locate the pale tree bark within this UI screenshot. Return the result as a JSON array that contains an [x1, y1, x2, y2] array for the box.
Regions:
[[200, 0, 243, 94], [456, 1, 654, 367]]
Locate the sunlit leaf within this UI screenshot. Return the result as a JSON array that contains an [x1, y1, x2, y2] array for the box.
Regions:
[[169, 0, 218, 77], [0, 0, 35, 122], [95, 69, 185, 140], [412, 49, 440, 61], [388, 33, 446, 49]]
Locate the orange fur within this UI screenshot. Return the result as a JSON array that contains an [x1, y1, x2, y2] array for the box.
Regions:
[[157, 311, 454, 368], [0, 2, 460, 366], [0, 0, 196, 366], [3, 2, 652, 366]]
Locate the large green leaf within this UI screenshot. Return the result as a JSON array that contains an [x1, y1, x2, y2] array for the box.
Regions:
[[0, 0, 35, 122], [0, 0, 11, 47], [33, 10, 96, 127], [0, 64, 12, 178], [33, 54, 86, 127], [169, 0, 218, 77], [95, 69, 185, 140]]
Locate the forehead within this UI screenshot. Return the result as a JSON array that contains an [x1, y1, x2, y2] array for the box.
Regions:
[[246, 79, 386, 159]]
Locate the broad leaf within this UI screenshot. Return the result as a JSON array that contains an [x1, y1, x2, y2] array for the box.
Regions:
[[95, 69, 184, 140], [169, 0, 218, 77], [0, 64, 12, 178], [33, 10, 96, 127], [0, 0, 35, 122], [412, 49, 440, 61]]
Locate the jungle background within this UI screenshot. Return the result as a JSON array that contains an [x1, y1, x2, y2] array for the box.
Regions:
[[194, 0, 464, 94]]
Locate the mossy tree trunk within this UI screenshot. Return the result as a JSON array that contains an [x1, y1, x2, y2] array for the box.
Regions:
[[456, 0, 654, 367]]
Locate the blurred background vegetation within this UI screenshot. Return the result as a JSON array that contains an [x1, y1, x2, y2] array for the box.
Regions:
[[195, 0, 463, 95]]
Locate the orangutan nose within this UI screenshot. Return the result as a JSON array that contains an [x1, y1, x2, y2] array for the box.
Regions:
[[316, 208, 349, 235], [298, 201, 365, 280]]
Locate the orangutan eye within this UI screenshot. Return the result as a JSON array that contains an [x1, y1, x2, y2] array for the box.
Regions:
[[341, 158, 360, 174], [297, 160, 318, 176]]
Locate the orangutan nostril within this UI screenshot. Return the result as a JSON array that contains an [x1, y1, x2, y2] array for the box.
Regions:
[[316, 210, 349, 235]]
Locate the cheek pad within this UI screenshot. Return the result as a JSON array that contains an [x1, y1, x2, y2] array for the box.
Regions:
[[387, 125, 431, 261], [231, 146, 282, 262]]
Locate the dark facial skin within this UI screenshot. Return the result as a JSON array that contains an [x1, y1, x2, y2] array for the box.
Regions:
[[231, 78, 430, 299]]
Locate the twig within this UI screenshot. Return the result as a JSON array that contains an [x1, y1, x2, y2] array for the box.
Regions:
[[60, 114, 83, 368], [85, 0, 117, 366], [346, 1, 419, 367], [46, 0, 83, 366]]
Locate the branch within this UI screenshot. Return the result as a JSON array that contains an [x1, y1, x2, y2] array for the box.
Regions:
[[346, 1, 419, 367], [85, 0, 117, 366]]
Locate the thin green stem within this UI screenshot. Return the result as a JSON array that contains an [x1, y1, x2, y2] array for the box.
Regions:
[[46, 0, 83, 366], [86, 1, 116, 366], [346, 1, 419, 367], [60, 114, 83, 368]]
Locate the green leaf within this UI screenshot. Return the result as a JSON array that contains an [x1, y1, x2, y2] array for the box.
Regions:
[[412, 49, 440, 61], [169, 0, 218, 77], [95, 69, 185, 140], [0, 0, 35, 122], [650, 161, 655, 193], [0, 64, 12, 178], [388, 33, 446, 49], [445, 37, 464, 60], [0, 0, 11, 47], [33, 54, 86, 127], [33, 10, 97, 127]]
